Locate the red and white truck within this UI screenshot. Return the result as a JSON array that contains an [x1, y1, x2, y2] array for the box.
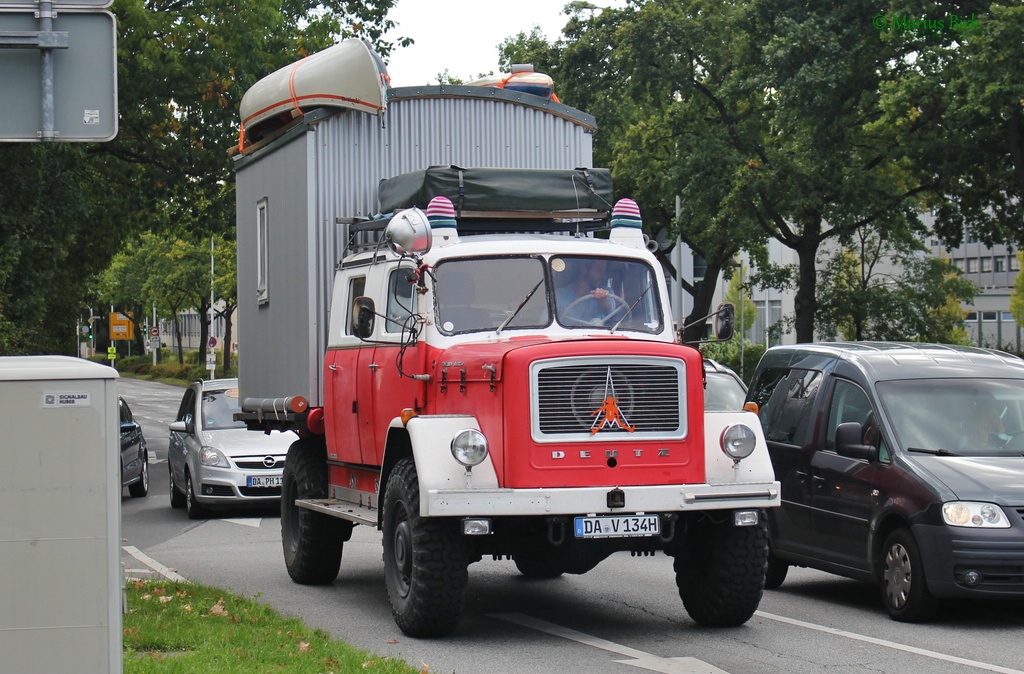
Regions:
[[232, 40, 779, 637]]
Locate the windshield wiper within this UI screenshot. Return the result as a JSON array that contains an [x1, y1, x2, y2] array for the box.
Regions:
[[496, 278, 544, 335], [907, 447, 960, 456], [610, 280, 654, 333]]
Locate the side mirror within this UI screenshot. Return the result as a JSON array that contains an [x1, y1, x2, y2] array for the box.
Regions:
[[169, 420, 187, 434], [384, 208, 432, 256], [714, 302, 735, 342], [835, 421, 877, 461], [352, 296, 376, 338]]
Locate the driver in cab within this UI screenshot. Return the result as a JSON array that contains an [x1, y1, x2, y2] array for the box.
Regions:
[[557, 258, 614, 323]]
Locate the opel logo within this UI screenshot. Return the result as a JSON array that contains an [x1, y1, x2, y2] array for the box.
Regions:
[[262, 456, 277, 468]]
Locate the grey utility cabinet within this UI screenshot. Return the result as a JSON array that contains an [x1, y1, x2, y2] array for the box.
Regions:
[[0, 356, 121, 674]]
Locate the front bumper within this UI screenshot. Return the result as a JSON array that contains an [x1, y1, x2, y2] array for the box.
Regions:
[[195, 464, 284, 505], [915, 520, 1024, 599], [424, 480, 780, 517]]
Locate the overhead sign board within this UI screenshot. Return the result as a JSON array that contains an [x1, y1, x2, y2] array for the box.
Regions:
[[0, 9, 117, 142], [0, 1, 113, 8]]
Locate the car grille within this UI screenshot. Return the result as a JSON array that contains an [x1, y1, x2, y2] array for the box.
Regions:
[[532, 357, 685, 440], [234, 458, 285, 470], [240, 486, 282, 497]]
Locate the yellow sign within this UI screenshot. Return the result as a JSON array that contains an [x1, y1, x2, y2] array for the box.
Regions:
[[107, 346, 117, 360], [109, 311, 134, 340]]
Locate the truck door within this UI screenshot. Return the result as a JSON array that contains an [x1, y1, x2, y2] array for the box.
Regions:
[[324, 275, 365, 465], [751, 366, 822, 559]]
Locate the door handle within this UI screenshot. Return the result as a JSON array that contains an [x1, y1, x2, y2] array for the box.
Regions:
[[368, 362, 379, 370], [328, 363, 337, 371]]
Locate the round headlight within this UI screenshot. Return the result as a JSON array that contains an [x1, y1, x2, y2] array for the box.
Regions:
[[451, 428, 488, 467], [721, 424, 756, 460]]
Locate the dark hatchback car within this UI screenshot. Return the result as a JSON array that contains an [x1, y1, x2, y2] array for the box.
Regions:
[[746, 342, 1024, 621], [119, 396, 149, 498]]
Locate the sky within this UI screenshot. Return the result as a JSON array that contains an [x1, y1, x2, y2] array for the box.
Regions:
[[381, 0, 623, 87]]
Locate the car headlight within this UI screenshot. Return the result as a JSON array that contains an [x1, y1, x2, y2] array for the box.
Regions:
[[942, 502, 1009, 528], [721, 424, 756, 460], [451, 429, 488, 467], [199, 446, 228, 467]]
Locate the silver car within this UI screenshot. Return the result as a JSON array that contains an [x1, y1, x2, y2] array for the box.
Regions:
[[168, 378, 295, 519]]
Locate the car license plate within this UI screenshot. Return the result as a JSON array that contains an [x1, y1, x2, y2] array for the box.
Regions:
[[574, 514, 660, 539], [247, 475, 282, 488]]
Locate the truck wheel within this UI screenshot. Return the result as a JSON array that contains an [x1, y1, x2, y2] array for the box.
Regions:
[[675, 515, 768, 627], [880, 528, 938, 622], [383, 457, 469, 637], [764, 550, 789, 590], [281, 437, 351, 585], [185, 471, 207, 520], [169, 467, 185, 508]]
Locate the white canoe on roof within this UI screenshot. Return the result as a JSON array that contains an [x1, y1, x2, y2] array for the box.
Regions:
[[239, 38, 389, 146]]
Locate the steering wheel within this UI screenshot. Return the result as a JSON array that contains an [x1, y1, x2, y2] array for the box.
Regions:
[[563, 291, 629, 326]]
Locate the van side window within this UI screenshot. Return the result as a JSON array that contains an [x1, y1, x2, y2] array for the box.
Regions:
[[752, 368, 821, 445], [824, 380, 873, 454]]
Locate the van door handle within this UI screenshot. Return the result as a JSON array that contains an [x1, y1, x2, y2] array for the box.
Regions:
[[328, 363, 337, 371]]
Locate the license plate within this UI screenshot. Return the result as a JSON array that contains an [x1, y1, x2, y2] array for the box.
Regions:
[[246, 475, 282, 488], [574, 514, 660, 539]]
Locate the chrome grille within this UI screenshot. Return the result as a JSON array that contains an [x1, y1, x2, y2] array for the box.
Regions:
[[533, 358, 684, 439]]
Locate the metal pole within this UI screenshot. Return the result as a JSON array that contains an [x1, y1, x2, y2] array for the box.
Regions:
[[38, 0, 56, 141]]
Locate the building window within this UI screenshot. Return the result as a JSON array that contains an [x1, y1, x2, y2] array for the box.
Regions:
[[982, 311, 997, 321], [966, 258, 978, 273], [965, 311, 977, 321], [256, 199, 269, 305], [1002, 311, 1014, 322], [995, 257, 1005, 272], [981, 257, 992, 273], [692, 255, 707, 283], [954, 258, 965, 271], [1011, 255, 1021, 272]]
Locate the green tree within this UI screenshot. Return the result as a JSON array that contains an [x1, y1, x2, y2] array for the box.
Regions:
[[815, 230, 977, 343], [724, 263, 757, 340], [1010, 253, 1024, 328]]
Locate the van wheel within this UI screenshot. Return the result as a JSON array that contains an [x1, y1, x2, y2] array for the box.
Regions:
[[675, 515, 768, 627], [383, 458, 468, 637], [764, 551, 789, 590], [185, 471, 207, 520], [169, 467, 185, 508], [880, 528, 938, 622], [281, 437, 351, 585]]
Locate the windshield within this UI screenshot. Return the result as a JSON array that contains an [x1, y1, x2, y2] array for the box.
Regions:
[[433, 255, 663, 335], [202, 388, 245, 431], [877, 378, 1024, 457]]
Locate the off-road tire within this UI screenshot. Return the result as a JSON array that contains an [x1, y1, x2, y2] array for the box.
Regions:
[[185, 471, 207, 520], [128, 451, 149, 498], [169, 467, 185, 508], [383, 458, 469, 637], [281, 437, 351, 585], [764, 551, 789, 590], [880, 528, 938, 622], [675, 514, 768, 627]]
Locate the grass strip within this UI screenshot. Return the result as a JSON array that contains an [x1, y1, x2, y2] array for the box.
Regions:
[[123, 579, 422, 674]]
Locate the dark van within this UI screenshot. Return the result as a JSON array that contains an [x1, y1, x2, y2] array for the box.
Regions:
[[746, 342, 1024, 621]]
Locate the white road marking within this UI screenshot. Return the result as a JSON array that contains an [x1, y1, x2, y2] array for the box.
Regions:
[[222, 518, 262, 528], [122, 545, 188, 582], [755, 610, 1024, 674], [492, 613, 729, 674]]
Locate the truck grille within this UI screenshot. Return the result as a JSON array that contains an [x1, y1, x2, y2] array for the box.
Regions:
[[532, 357, 685, 441]]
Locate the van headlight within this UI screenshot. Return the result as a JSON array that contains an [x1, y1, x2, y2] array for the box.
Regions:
[[942, 502, 1009, 528], [721, 424, 756, 460], [451, 429, 488, 467]]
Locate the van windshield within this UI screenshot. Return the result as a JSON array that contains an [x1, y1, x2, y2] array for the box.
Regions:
[[433, 255, 662, 335], [877, 379, 1024, 457]]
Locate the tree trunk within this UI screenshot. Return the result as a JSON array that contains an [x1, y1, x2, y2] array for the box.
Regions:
[[681, 260, 726, 344], [793, 227, 822, 344], [221, 303, 236, 377]]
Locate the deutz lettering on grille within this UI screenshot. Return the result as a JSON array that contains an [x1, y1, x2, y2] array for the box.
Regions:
[[590, 367, 635, 434]]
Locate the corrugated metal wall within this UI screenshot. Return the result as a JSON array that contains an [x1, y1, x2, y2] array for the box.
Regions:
[[236, 87, 598, 405]]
